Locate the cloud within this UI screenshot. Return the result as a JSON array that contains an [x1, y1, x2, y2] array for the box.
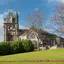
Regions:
[[19, 24, 29, 29], [48, 0, 64, 3], [60, 0, 64, 3], [34, 8, 40, 11], [61, 34, 64, 38], [0, 10, 9, 42]]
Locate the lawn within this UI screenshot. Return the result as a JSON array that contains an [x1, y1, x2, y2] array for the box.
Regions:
[[0, 48, 64, 64]]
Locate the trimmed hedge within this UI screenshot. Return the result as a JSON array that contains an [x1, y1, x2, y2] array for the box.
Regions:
[[0, 39, 34, 55], [21, 39, 34, 52], [0, 42, 12, 55], [11, 40, 24, 54]]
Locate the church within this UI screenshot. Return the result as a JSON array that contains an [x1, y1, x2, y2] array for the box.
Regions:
[[3, 10, 64, 49]]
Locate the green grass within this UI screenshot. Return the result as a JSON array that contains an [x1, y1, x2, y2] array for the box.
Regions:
[[0, 62, 64, 64], [0, 48, 64, 64]]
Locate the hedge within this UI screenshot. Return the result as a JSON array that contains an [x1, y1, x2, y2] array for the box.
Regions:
[[21, 39, 34, 52], [0, 42, 12, 55], [0, 39, 34, 55], [11, 40, 24, 54]]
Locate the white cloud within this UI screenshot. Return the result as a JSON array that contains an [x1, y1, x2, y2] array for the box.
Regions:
[[34, 8, 40, 11], [61, 34, 64, 38], [0, 11, 9, 42], [19, 24, 29, 29], [48, 0, 64, 3], [60, 0, 64, 3], [0, 11, 9, 27]]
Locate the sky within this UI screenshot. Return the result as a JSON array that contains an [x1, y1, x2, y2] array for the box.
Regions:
[[0, 0, 64, 41]]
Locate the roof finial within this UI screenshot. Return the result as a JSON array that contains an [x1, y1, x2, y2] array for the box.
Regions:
[[10, 8, 12, 12], [9, 8, 13, 16]]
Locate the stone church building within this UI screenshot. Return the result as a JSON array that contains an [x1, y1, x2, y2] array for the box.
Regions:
[[3, 10, 64, 48]]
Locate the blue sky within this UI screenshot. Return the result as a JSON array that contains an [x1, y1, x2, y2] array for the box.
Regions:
[[0, 0, 64, 41]]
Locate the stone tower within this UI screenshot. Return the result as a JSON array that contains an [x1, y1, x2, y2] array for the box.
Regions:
[[3, 9, 19, 41]]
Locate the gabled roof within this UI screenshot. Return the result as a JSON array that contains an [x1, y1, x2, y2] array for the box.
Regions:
[[18, 27, 62, 38], [41, 29, 48, 33], [19, 28, 51, 36]]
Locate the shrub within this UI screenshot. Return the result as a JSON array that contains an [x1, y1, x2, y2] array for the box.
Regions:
[[0, 39, 34, 55], [11, 41, 19, 54], [0, 42, 12, 55], [17, 40, 24, 53], [21, 39, 34, 52], [11, 41, 24, 54]]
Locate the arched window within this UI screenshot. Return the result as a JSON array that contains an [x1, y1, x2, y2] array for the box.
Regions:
[[29, 33, 36, 39], [13, 18, 15, 23]]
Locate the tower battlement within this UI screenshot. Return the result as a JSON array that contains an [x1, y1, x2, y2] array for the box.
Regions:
[[3, 9, 19, 41]]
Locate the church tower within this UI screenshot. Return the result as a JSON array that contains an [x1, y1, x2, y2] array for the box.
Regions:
[[3, 9, 19, 41]]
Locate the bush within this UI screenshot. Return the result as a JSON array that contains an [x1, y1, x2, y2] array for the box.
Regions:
[[0, 42, 12, 55], [11, 41, 24, 54], [0, 39, 34, 55], [11, 39, 34, 53], [11, 41, 19, 54], [21, 39, 34, 52], [17, 40, 24, 53]]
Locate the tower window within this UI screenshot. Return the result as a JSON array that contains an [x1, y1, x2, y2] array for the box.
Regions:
[[13, 18, 15, 23]]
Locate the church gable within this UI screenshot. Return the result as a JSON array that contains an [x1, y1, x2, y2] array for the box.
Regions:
[[27, 31, 38, 40]]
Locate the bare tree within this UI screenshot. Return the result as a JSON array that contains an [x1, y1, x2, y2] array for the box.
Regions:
[[26, 8, 45, 49], [52, 4, 64, 34]]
